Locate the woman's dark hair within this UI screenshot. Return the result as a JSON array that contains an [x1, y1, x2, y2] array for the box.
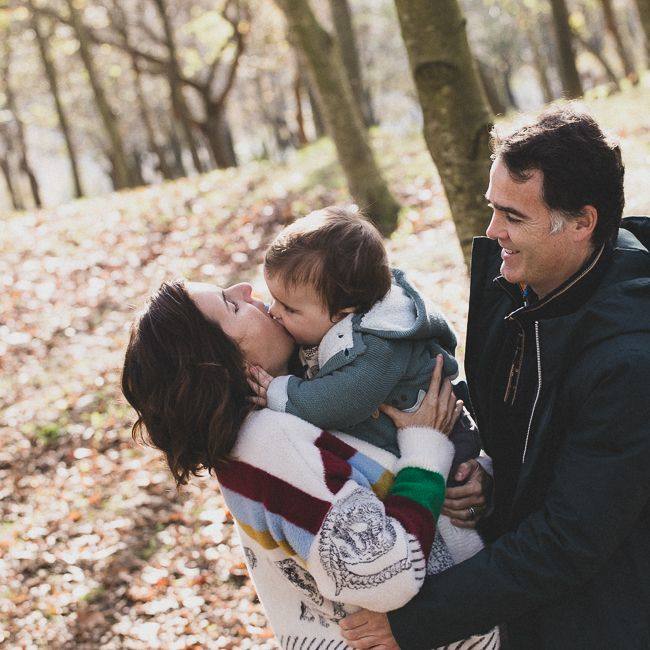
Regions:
[[264, 206, 392, 318], [491, 105, 625, 247], [121, 279, 253, 488]]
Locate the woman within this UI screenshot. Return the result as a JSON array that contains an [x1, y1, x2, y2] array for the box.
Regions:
[[121, 279, 495, 649]]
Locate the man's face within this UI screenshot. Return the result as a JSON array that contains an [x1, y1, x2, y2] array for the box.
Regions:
[[485, 157, 585, 298]]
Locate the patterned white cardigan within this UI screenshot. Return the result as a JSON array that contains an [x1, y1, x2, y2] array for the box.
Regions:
[[216, 409, 499, 650]]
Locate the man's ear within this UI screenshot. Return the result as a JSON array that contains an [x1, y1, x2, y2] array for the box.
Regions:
[[573, 205, 598, 242], [332, 306, 356, 322]]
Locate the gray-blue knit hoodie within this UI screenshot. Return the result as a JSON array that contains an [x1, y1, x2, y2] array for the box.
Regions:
[[266, 268, 460, 455]]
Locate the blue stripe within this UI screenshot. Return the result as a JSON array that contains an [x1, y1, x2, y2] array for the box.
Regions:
[[221, 486, 315, 560], [348, 451, 389, 485]]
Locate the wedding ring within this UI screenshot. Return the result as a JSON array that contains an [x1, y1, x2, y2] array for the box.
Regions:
[[468, 506, 477, 519]]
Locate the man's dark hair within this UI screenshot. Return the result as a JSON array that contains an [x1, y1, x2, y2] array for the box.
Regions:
[[264, 206, 392, 318], [491, 105, 625, 247], [121, 279, 253, 488]]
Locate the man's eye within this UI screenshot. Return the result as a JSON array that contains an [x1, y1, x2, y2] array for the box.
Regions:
[[505, 213, 520, 223]]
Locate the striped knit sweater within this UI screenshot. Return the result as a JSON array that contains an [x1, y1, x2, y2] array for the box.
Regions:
[[216, 409, 499, 649]]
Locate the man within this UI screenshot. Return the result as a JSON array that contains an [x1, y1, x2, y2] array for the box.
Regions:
[[340, 106, 650, 649]]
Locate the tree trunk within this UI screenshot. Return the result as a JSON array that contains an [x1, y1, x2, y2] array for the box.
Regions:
[[0, 146, 24, 211], [477, 60, 507, 116], [276, 0, 400, 234], [572, 29, 621, 89], [151, 0, 205, 174], [526, 24, 554, 103], [600, 0, 637, 79], [293, 69, 309, 146], [168, 122, 187, 177], [549, 0, 584, 97], [306, 76, 326, 138], [1, 41, 42, 208], [328, 0, 376, 127], [633, 0, 650, 61], [393, 0, 494, 267], [201, 101, 238, 168], [65, 0, 134, 189], [502, 64, 519, 109], [31, 11, 83, 198]]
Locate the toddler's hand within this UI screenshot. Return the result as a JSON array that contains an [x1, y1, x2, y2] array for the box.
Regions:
[[246, 364, 273, 408]]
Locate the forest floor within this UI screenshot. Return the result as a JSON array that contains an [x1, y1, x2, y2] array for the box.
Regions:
[[1, 82, 649, 649]]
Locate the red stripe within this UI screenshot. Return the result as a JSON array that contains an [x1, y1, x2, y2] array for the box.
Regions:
[[384, 494, 435, 557], [315, 431, 357, 461], [217, 460, 330, 534], [319, 449, 352, 494]]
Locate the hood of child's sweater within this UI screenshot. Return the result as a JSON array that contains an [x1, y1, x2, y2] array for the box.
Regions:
[[317, 268, 457, 371], [357, 268, 455, 344]]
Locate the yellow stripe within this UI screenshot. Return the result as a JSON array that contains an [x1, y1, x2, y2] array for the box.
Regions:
[[372, 470, 394, 500], [237, 520, 298, 557]]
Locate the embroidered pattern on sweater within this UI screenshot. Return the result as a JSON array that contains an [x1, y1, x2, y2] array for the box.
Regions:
[[244, 546, 257, 569], [318, 488, 410, 595], [277, 559, 324, 606], [427, 530, 454, 575]]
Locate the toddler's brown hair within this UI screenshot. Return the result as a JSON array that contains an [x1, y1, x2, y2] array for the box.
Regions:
[[264, 206, 392, 318]]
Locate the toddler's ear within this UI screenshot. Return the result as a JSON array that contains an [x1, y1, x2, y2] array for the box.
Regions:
[[333, 306, 355, 322]]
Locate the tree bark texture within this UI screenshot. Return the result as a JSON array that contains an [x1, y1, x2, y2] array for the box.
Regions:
[[634, 0, 650, 60], [600, 0, 637, 78], [65, 0, 134, 189], [0, 139, 24, 210], [477, 60, 507, 116], [572, 29, 621, 89], [276, 0, 400, 235], [31, 11, 83, 198], [1, 41, 42, 208], [152, 0, 205, 174], [393, 0, 494, 267], [328, 0, 376, 127], [199, 98, 238, 168], [526, 24, 554, 103], [549, 0, 584, 97]]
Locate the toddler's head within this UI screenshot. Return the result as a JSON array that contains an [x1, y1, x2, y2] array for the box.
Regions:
[[264, 206, 391, 345]]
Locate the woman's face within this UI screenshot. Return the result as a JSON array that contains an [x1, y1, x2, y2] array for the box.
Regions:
[[187, 281, 295, 376]]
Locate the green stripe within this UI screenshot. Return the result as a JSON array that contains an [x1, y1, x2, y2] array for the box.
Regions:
[[389, 467, 446, 518]]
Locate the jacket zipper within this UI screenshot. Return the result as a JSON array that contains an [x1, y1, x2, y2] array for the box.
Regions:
[[522, 321, 542, 463], [503, 321, 525, 404]]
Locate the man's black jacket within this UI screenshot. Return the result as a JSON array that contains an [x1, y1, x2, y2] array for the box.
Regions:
[[388, 218, 650, 649]]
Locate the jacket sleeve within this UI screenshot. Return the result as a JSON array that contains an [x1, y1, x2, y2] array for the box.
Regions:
[[266, 335, 410, 430], [388, 342, 650, 646]]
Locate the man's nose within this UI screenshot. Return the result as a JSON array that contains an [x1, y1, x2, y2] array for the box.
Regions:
[[485, 213, 502, 240]]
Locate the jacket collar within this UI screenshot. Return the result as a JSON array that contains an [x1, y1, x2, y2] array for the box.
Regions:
[[494, 243, 613, 323]]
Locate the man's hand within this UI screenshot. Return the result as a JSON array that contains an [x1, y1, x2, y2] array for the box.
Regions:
[[442, 459, 493, 529], [340, 610, 399, 649], [246, 364, 273, 408]]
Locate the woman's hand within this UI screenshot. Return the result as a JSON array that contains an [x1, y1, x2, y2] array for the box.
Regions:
[[246, 364, 273, 408], [379, 355, 463, 435]]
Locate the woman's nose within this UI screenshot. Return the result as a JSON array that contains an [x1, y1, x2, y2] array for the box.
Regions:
[[268, 300, 281, 319]]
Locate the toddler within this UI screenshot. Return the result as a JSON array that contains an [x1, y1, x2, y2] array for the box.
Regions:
[[257, 206, 480, 477]]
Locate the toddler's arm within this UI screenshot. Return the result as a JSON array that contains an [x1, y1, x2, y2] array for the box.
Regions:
[[264, 335, 411, 430]]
